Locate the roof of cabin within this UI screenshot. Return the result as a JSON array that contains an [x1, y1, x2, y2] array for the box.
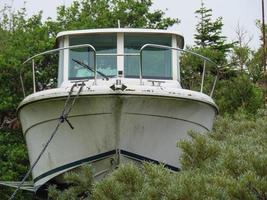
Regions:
[[56, 28, 184, 48], [57, 28, 183, 38]]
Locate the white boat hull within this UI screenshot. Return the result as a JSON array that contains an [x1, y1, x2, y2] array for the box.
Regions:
[[19, 89, 217, 189]]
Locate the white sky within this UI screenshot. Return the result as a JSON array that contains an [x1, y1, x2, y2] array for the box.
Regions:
[[0, 0, 265, 49]]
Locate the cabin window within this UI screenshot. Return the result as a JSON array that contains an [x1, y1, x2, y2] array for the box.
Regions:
[[68, 34, 117, 80], [124, 34, 172, 79]]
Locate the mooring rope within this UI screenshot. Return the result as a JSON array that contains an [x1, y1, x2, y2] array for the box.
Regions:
[[8, 82, 85, 200]]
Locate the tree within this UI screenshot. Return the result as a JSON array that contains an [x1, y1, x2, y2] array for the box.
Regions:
[[194, 0, 232, 55], [256, 19, 267, 72], [215, 74, 265, 114], [0, 130, 33, 200], [230, 23, 252, 72], [180, 46, 219, 92], [179, 1, 225, 92], [180, 1, 234, 94], [55, 0, 179, 31], [0, 6, 57, 109], [247, 49, 265, 83]]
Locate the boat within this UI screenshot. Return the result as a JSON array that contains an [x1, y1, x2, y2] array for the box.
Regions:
[[17, 28, 218, 192]]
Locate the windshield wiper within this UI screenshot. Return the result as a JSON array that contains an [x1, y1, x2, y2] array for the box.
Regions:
[[72, 59, 109, 80]]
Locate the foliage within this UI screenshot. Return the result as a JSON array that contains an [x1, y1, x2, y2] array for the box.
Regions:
[[247, 48, 265, 83], [180, 1, 236, 99], [228, 23, 264, 83], [0, 130, 33, 199], [178, 112, 267, 199], [215, 74, 265, 114], [48, 112, 267, 199], [48, 165, 93, 200], [0, 7, 57, 109], [181, 3, 265, 114], [93, 163, 177, 200], [55, 0, 179, 31], [194, 1, 233, 55], [230, 44, 251, 72], [180, 46, 220, 92], [0, 7, 55, 198], [0, 131, 28, 180]]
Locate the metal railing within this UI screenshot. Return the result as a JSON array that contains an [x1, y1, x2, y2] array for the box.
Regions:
[[20, 43, 218, 98], [20, 44, 96, 97], [139, 44, 219, 97]]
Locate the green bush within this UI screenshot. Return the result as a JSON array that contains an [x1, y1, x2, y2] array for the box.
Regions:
[[0, 130, 33, 199], [48, 165, 93, 200], [215, 74, 265, 114]]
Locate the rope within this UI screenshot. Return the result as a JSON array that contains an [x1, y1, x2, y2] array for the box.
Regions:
[[8, 82, 85, 200]]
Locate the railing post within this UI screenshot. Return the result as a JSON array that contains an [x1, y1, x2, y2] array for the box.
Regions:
[[200, 60, 206, 93], [210, 75, 218, 97], [21, 44, 96, 95], [139, 50, 143, 85], [20, 72, 26, 98], [177, 51, 181, 82], [32, 59, 36, 93], [93, 50, 97, 85]]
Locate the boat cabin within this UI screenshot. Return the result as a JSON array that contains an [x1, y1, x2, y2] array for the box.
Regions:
[[56, 28, 184, 87]]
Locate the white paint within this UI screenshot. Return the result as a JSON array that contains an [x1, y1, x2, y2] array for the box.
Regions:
[[19, 84, 217, 188], [117, 33, 124, 74], [172, 35, 178, 81], [56, 28, 184, 42], [63, 36, 69, 84]]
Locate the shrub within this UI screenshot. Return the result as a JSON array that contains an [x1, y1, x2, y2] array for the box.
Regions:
[[215, 74, 265, 114]]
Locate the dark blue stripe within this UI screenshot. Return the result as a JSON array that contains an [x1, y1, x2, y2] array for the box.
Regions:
[[34, 149, 180, 184], [34, 149, 116, 183], [120, 150, 180, 171]]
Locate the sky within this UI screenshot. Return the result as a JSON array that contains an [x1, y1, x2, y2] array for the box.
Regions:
[[0, 0, 265, 50]]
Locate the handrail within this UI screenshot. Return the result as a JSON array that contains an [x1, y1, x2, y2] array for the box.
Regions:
[[20, 44, 96, 97], [139, 44, 219, 97], [21, 44, 96, 65], [20, 43, 218, 98], [139, 44, 217, 66], [96, 53, 139, 56]]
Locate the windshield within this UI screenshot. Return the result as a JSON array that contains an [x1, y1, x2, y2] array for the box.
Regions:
[[67, 33, 173, 80], [124, 34, 172, 79], [69, 34, 117, 80]]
